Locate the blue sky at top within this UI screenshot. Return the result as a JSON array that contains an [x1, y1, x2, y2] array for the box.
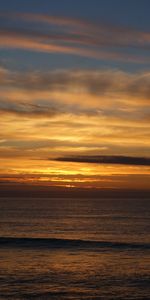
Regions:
[[0, 0, 150, 72]]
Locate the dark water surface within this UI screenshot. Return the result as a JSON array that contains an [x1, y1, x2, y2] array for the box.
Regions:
[[0, 198, 150, 299]]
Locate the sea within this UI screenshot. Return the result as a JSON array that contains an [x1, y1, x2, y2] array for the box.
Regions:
[[0, 197, 150, 300]]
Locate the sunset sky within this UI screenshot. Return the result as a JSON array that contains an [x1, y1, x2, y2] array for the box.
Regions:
[[0, 0, 150, 194]]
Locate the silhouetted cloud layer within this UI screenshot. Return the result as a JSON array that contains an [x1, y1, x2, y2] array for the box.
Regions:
[[55, 155, 150, 166]]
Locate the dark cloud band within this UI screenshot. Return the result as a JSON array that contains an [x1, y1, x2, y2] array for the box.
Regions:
[[54, 155, 150, 166]]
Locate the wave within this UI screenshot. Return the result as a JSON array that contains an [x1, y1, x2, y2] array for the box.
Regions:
[[0, 237, 150, 251]]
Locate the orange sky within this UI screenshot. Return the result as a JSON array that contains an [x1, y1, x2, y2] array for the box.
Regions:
[[0, 11, 150, 193]]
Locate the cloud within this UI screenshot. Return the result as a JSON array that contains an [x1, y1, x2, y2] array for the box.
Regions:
[[1, 68, 150, 102], [1, 29, 106, 61], [1, 12, 89, 29], [1, 29, 146, 63], [0, 68, 150, 128], [0, 96, 103, 118], [0, 12, 150, 62], [2, 12, 150, 47], [0, 99, 63, 117], [54, 155, 150, 166], [0, 69, 149, 165]]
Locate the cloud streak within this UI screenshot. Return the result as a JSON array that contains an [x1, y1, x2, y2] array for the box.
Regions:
[[1, 29, 145, 63], [0, 98, 63, 117], [0, 12, 150, 62], [54, 155, 150, 166], [2, 12, 150, 46]]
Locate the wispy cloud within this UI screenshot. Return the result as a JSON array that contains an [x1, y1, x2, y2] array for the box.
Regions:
[[2, 12, 150, 47], [0, 12, 150, 62], [1, 29, 146, 62], [0, 98, 63, 117]]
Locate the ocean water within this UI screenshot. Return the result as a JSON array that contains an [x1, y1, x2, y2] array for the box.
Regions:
[[0, 197, 150, 300]]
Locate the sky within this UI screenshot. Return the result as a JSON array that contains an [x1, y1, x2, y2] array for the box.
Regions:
[[0, 0, 150, 195]]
